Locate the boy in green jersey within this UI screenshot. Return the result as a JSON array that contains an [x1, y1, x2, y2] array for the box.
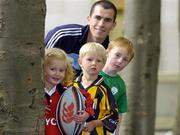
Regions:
[[100, 37, 134, 135]]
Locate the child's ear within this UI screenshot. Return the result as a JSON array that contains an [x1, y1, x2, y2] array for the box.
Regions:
[[78, 58, 82, 67], [106, 50, 109, 57]]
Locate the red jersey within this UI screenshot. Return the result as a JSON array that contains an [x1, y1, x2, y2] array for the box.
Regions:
[[44, 85, 62, 135]]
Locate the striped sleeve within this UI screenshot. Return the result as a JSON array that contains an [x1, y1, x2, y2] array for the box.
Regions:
[[99, 85, 119, 133], [45, 27, 82, 48]]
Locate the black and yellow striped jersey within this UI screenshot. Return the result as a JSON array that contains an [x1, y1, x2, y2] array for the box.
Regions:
[[73, 75, 119, 135]]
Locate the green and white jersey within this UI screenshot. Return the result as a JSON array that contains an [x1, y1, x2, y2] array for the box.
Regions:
[[100, 71, 128, 113]]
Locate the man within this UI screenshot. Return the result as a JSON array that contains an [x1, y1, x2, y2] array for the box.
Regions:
[[45, 0, 117, 75]]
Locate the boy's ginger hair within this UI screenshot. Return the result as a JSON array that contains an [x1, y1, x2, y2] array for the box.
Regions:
[[45, 48, 74, 86], [107, 37, 134, 62]]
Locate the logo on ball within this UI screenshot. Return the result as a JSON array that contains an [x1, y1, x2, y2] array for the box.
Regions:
[[56, 86, 85, 135]]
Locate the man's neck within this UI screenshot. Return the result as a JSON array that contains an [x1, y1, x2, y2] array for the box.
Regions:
[[87, 32, 104, 43]]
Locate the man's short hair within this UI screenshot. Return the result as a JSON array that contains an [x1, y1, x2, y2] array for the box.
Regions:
[[90, 0, 117, 22]]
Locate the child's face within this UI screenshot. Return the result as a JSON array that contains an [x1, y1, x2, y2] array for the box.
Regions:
[[79, 53, 104, 76], [45, 58, 66, 89], [107, 46, 130, 73]]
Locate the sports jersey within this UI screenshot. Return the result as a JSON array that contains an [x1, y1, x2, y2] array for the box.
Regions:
[[100, 71, 128, 113], [45, 24, 109, 75], [44, 84, 64, 135], [73, 75, 119, 135]]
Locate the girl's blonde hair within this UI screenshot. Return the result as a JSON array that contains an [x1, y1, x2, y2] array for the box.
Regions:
[[79, 42, 107, 64], [107, 37, 135, 61], [45, 48, 74, 86]]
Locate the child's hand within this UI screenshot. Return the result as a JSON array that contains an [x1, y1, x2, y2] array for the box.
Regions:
[[74, 110, 89, 124], [83, 121, 95, 132], [84, 120, 103, 132]]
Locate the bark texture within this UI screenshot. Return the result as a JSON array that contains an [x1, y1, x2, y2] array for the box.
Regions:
[[121, 0, 160, 135], [0, 0, 46, 134], [173, 1, 180, 135]]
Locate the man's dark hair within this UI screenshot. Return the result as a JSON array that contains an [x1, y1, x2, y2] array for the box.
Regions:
[[89, 0, 117, 22]]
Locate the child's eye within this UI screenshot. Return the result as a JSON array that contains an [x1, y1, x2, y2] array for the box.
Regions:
[[116, 54, 120, 57], [87, 58, 92, 61], [97, 59, 102, 63], [123, 58, 129, 62], [115, 53, 121, 58], [50, 68, 55, 71], [59, 69, 65, 72]]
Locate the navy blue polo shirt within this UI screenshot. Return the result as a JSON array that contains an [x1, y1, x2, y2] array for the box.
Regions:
[[45, 24, 109, 75]]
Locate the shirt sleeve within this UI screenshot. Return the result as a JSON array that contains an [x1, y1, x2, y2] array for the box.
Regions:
[[80, 89, 95, 116], [45, 26, 63, 49], [99, 85, 119, 133]]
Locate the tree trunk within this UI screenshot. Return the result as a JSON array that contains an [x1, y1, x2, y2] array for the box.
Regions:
[[174, 92, 180, 135], [173, 1, 180, 135], [0, 0, 46, 135], [121, 0, 160, 135]]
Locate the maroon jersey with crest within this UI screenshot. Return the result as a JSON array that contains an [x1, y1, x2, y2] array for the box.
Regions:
[[44, 85, 63, 135]]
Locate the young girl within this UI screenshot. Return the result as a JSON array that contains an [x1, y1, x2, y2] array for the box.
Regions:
[[73, 42, 119, 135], [44, 48, 74, 135]]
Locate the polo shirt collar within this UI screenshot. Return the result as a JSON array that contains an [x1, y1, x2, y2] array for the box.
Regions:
[[44, 86, 56, 96]]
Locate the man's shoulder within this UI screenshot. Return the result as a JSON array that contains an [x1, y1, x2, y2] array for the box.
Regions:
[[45, 24, 88, 48], [53, 24, 84, 30], [46, 24, 85, 37]]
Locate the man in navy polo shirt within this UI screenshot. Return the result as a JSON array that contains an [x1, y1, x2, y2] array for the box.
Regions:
[[45, 0, 117, 76]]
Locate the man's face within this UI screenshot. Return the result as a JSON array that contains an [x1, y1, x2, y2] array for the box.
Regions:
[[87, 5, 116, 43]]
